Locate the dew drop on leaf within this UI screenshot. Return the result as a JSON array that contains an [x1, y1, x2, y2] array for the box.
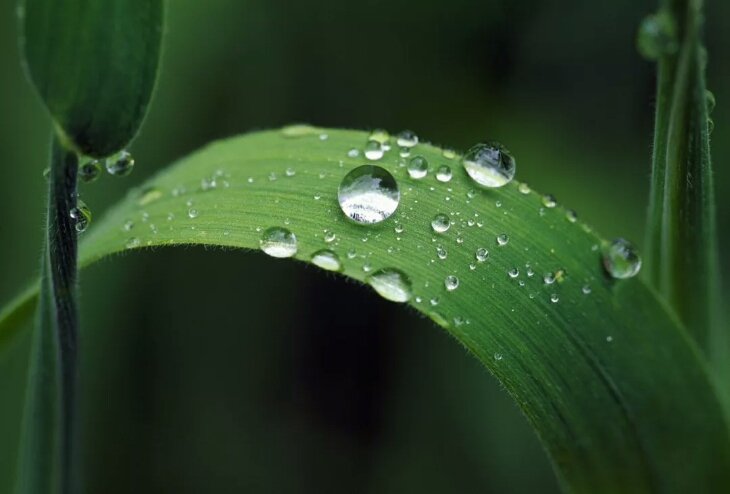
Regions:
[[444, 275, 459, 291], [281, 124, 317, 137], [494, 353, 503, 361], [366, 268, 413, 303], [259, 226, 298, 258], [369, 128, 390, 144], [551, 293, 559, 303], [69, 199, 91, 233], [125, 237, 141, 249], [442, 148, 456, 159], [566, 210, 578, 222], [508, 268, 519, 278], [601, 238, 642, 279], [106, 150, 134, 177], [436, 165, 452, 182], [431, 213, 451, 233], [543, 272, 556, 284], [475, 248, 489, 262], [518, 182, 531, 194], [636, 11, 678, 61], [582, 284, 592, 294], [311, 249, 342, 272], [462, 142, 516, 188], [338, 165, 400, 224], [542, 194, 557, 208], [396, 130, 418, 148], [188, 209, 198, 218], [497, 233, 509, 246], [364, 140, 384, 160], [407, 156, 428, 179], [78, 160, 101, 183]]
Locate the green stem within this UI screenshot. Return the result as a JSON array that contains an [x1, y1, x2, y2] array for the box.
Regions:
[[15, 134, 79, 494]]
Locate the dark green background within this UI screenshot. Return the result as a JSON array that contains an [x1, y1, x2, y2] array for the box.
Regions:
[[1, 1, 728, 492]]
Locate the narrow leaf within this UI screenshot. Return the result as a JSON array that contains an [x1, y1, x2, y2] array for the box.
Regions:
[[2, 128, 730, 492]]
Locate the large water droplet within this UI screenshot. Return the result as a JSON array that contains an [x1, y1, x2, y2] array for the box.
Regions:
[[364, 140, 384, 160], [70, 200, 91, 233], [462, 142, 516, 188], [637, 11, 678, 61], [475, 248, 489, 262], [496, 233, 509, 246], [396, 130, 418, 148], [444, 275, 459, 291], [407, 156, 428, 179], [366, 268, 413, 303], [106, 150, 135, 177], [260, 226, 298, 258], [601, 238, 641, 279], [78, 160, 101, 183], [311, 249, 342, 271], [338, 165, 400, 224], [431, 213, 451, 233], [436, 165, 452, 182]]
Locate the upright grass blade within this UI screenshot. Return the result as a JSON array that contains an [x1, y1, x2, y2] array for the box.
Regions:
[[644, 0, 724, 371], [1, 127, 729, 492], [15, 137, 79, 494]]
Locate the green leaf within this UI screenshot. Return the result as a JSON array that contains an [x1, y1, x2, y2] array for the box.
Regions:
[[19, 0, 165, 157], [2, 127, 730, 492], [643, 1, 726, 373]]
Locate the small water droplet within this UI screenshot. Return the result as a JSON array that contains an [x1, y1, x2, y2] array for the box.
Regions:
[[347, 247, 357, 259], [260, 227, 297, 258], [543, 272, 556, 284], [311, 249, 342, 271], [550, 293, 559, 303], [369, 129, 390, 144], [436, 165, 452, 182], [281, 124, 317, 137], [123, 220, 134, 231], [582, 284, 592, 294], [526, 268, 534, 277], [442, 148, 456, 159], [396, 130, 418, 148], [285, 167, 296, 177], [436, 246, 447, 259], [319, 133, 328, 141], [456, 235, 464, 244], [367, 268, 413, 303], [407, 156, 428, 179], [444, 275, 459, 291], [541, 194, 557, 208], [566, 210, 578, 222], [496, 233, 509, 246], [69, 200, 91, 233], [362, 262, 372, 272], [79, 160, 101, 183], [466, 189, 477, 199], [508, 268, 519, 278], [606, 336, 613, 343], [462, 142, 516, 188], [399, 147, 411, 158], [637, 10, 678, 61], [364, 140, 385, 160], [324, 231, 336, 243], [223, 229, 230, 236], [106, 150, 134, 177], [125, 237, 141, 249], [518, 182, 531, 194], [347, 148, 360, 158], [431, 213, 451, 233], [430, 297, 439, 306], [494, 353, 502, 361], [201, 176, 216, 190], [602, 238, 641, 279], [495, 200, 502, 208], [453, 316, 464, 326], [338, 165, 400, 224], [188, 209, 198, 218], [137, 186, 163, 206], [268, 172, 277, 181], [394, 223, 404, 233], [475, 248, 489, 262]]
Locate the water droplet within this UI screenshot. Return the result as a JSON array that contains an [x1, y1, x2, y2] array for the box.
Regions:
[[396, 130, 418, 148], [508, 268, 519, 278], [475, 248, 489, 262], [496, 234, 509, 246], [367, 268, 413, 303], [467, 190, 477, 200], [364, 140, 384, 160], [399, 147, 411, 158], [125, 237, 141, 249], [223, 229, 230, 236], [324, 231, 336, 243], [281, 124, 317, 137], [311, 249, 342, 272], [601, 238, 642, 279], [347, 148, 360, 158], [369, 129, 390, 144], [541, 194, 557, 208], [319, 133, 328, 141], [436, 246, 447, 259], [78, 160, 101, 183], [436, 165, 452, 182], [526, 268, 534, 277], [407, 156, 428, 179], [606, 336, 613, 343], [285, 167, 296, 177], [106, 150, 134, 177], [347, 247, 357, 259], [137, 186, 163, 206], [268, 172, 277, 181], [453, 316, 464, 326], [444, 275, 459, 291], [442, 148, 456, 159], [431, 213, 451, 233], [456, 235, 464, 244], [314, 194, 321, 200], [543, 272, 556, 284], [188, 209, 198, 218], [201, 177, 216, 190], [69, 200, 91, 233], [338, 165, 400, 224], [637, 11, 678, 61], [394, 223, 404, 233], [123, 220, 134, 231], [566, 210, 578, 222], [582, 284, 592, 294], [550, 293, 559, 303], [462, 142, 516, 188], [494, 353, 502, 361], [518, 182, 531, 194], [706, 90, 716, 114], [260, 227, 298, 258], [362, 262, 372, 272]]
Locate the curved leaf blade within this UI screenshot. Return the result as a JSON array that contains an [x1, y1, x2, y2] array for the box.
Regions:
[[2, 128, 730, 493]]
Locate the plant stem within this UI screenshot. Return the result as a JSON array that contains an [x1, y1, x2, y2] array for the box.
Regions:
[[15, 134, 79, 494]]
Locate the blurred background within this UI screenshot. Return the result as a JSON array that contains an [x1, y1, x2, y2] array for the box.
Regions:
[[1, 0, 728, 492]]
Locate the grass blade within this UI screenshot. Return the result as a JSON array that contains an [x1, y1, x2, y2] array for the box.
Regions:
[[2, 127, 730, 492]]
